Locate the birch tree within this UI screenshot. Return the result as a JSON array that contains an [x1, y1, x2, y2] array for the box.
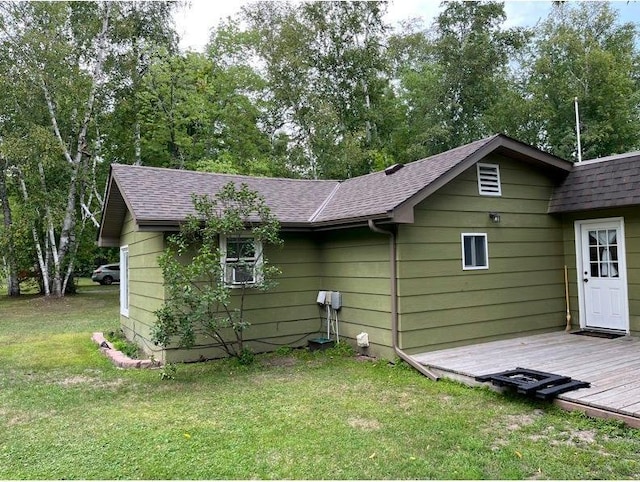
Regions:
[[0, 1, 177, 296], [0, 155, 19, 296], [223, 1, 392, 179], [527, 2, 640, 159]]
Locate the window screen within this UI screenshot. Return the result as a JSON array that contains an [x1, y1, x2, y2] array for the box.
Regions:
[[221, 235, 261, 286], [462, 233, 488, 270]]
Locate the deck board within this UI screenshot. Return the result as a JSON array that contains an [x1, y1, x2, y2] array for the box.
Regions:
[[413, 331, 640, 425]]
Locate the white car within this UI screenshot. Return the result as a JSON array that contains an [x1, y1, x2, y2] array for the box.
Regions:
[[91, 263, 120, 285]]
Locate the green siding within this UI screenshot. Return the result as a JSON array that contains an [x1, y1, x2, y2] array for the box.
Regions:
[[560, 207, 640, 335], [397, 154, 566, 354], [318, 228, 394, 359], [119, 207, 325, 362], [119, 211, 166, 360], [118, 152, 595, 363], [162, 232, 323, 362]]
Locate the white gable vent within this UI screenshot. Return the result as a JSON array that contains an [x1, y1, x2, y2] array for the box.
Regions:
[[477, 163, 501, 196]]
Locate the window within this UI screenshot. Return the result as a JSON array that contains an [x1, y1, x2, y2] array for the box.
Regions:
[[462, 233, 488, 270], [220, 235, 262, 287], [477, 163, 501, 196], [120, 246, 129, 316]]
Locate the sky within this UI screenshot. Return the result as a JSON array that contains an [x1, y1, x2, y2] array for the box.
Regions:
[[173, 0, 640, 53]]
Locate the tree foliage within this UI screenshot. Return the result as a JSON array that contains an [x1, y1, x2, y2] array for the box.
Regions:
[[152, 183, 282, 360], [218, 1, 393, 179], [2, 0, 640, 297], [0, 1, 176, 296], [390, 1, 532, 160], [526, 2, 640, 159]]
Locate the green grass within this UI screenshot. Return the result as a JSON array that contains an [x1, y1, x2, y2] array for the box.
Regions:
[[1, 281, 639, 479]]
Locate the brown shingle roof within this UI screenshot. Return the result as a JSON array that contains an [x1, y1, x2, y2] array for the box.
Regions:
[[111, 165, 338, 225], [313, 135, 500, 223], [98, 134, 572, 245], [548, 152, 640, 213]]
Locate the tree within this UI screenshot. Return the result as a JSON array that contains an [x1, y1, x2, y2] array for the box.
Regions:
[[136, 50, 278, 174], [527, 2, 640, 159], [98, 1, 177, 166], [392, 1, 530, 160], [0, 1, 177, 296], [152, 182, 282, 361], [0, 155, 19, 295], [225, 1, 393, 179]]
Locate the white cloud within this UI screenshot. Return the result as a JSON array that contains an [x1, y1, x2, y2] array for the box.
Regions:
[[174, 0, 248, 52], [174, 1, 640, 53], [174, 0, 442, 52]]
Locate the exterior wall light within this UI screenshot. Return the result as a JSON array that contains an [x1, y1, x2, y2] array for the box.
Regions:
[[489, 212, 501, 223]]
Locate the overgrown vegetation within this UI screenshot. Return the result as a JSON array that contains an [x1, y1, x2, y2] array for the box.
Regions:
[[152, 182, 282, 361], [1, 282, 640, 479], [105, 329, 140, 359]]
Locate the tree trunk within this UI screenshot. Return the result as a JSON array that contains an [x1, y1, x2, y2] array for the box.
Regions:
[[40, 3, 111, 296], [16, 173, 50, 295], [0, 159, 20, 296], [134, 121, 142, 165]]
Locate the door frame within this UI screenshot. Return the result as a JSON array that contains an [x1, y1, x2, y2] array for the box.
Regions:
[[573, 217, 630, 333]]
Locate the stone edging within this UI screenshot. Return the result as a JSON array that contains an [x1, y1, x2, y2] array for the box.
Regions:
[[92, 332, 161, 369]]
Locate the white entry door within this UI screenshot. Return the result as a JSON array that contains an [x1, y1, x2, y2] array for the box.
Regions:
[[578, 219, 629, 332]]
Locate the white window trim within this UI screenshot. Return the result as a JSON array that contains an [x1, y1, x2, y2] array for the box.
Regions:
[[461, 233, 489, 270], [120, 245, 129, 317], [220, 234, 263, 288], [477, 163, 502, 196]]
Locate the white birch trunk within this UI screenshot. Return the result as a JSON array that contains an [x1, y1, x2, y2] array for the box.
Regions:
[[39, 3, 111, 296], [17, 175, 50, 295]]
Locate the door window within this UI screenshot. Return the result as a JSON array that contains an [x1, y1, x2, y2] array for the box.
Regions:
[[588, 229, 619, 278]]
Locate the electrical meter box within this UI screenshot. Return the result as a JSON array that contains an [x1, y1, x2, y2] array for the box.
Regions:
[[330, 291, 342, 310], [316, 291, 328, 304], [317, 290, 341, 308]]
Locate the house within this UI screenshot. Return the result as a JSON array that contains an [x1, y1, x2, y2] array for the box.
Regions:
[[97, 134, 640, 365]]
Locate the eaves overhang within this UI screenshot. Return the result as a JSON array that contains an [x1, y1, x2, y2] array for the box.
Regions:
[[97, 168, 130, 247], [136, 214, 398, 233]]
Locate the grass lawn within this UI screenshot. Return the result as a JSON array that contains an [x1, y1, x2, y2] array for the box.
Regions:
[[1, 280, 639, 479]]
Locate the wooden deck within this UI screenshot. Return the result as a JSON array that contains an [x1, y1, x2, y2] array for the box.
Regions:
[[413, 331, 640, 427]]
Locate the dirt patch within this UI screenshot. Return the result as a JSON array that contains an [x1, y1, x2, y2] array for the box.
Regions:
[[489, 409, 545, 451], [526, 424, 600, 450], [505, 413, 539, 431], [355, 354, 377, 362], [347, 416, 382, 431], [7, 414, 29, 427], [57, 375, 124, 389], [261, 357, 298, 368], [545, 428, 598, 446]]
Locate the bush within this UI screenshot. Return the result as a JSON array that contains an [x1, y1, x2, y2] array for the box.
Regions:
[[106, 330, 140, 359]]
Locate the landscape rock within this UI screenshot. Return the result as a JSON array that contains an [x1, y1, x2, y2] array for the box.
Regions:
[[92, 332, 160, 369]]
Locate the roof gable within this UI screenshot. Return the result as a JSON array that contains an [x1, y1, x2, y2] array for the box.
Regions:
[[312, 134, 571, 225], [98, 134, 572, 245]]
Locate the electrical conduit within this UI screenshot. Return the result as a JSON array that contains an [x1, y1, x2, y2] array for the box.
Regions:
[[368, 220, 439, 381]]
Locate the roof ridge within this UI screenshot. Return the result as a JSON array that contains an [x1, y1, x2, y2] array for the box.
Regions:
[[335, 135, 501, 186], [308, 182, 342, 222], [580, 150, 640, 165], [111, 163, 336, 184]]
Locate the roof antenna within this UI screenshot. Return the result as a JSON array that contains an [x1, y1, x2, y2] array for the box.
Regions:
[[574, 97, 582, 163]]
